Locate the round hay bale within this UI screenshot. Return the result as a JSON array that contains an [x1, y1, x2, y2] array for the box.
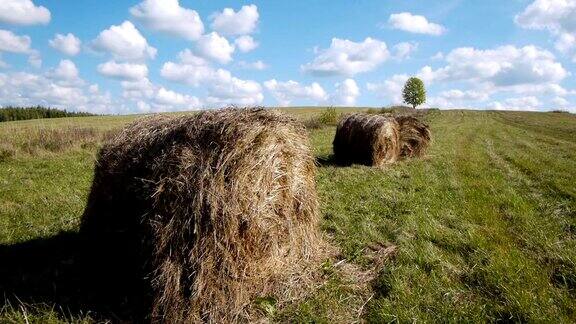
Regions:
[[80, 108, 324, 322], [395, 115, 431, 158], [333, 113, 400, 167]]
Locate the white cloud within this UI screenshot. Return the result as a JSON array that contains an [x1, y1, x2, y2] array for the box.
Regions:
[[426, 89, 491, 108], [489, 96, 541, 111], [161, 57, 263, 106], [49, 33, 81, 56], [238, 60, 267, 70], [108, 73, 202, 113], [234, 35, 258, 52], [155, 87, 200, 107], [92, 21, 157, 61], [264, 79, 327, 106], [439, 89, 490, 101], [49, 59, 80, 81], [161, 61, 213, 87], [428, 45, 568, 93], [302, 37, 390, 76], [393, 42, 418, 60], [331, 79, 360, 106], [97, 61, 148, 80], [133, 86, 202, 113], [177, 48, 209, 66], [552, 96, 570, 107], [27, 51, 41, 68], [368, 45, 570, 109], [0, 0, 50, 26], [204, 69, 263, 106], [0, 29, 31, 53], [130, 0, 204, 41], [0, 71, 114, 113], [210, 5, 259, 36], [367, 74, 410, 104], [515, 0, 576, 56], [195, 32, 235, 64], [431, 52, 444, 60], [0, 29, 41, 68], [121, 77, 155, 99], [388, 12, 446, 35]]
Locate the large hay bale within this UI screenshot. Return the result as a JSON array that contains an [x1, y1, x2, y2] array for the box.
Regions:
[[333, 113, 400, 166], [395, 115, 431, 158], [80, 108, 323, 322]]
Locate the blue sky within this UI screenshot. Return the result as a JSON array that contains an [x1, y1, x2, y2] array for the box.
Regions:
[[0, 0, 575, 113]]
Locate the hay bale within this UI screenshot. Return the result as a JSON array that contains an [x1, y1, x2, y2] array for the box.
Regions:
[[395, 115, 431, 158], [80, 108, 324, 322], [333, 113, 400, 166]]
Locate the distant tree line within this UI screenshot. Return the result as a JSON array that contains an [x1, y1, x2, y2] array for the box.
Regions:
[[0, 106, 95, 122]]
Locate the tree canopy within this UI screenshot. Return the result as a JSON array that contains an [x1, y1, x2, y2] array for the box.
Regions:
[[402, 77, 426, 109]]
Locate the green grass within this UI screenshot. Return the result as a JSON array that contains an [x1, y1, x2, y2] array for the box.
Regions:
[[0, 108, 575, 323]]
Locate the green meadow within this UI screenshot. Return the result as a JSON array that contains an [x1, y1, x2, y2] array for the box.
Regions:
[[1, 108, 575, 323]]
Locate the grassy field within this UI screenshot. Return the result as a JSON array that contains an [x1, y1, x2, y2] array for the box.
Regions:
[[0, 108, 575, 323]]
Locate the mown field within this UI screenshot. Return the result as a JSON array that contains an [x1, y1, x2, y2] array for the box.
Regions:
[[0, 108, 575, 323]]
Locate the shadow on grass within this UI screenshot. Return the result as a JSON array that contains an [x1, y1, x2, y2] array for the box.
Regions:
[[0, 231, 150, 322], [316, 154, 349, 167]]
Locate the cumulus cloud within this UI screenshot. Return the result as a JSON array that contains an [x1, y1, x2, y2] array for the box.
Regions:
[[0, 29, 42, 68], [210, 5, 259, 36], [115, 74, 203, 113], [426, 89, 491, 108], [552, 96, 570, 107], [203, 69, 263, 106], [427, 45, 568, 94], [515, 0, 576, 57], [155, 87, 200, 106], [195, 32, 235, 64], [488, 96, 541, 111], [177, 48, 209, 66], [439, 89, 490, 101], [393, 42, 418, 60], [49, 33, 81, 56], [27, 51, 41, 68], [330, 79, 360, 106], [234, 35, 258, 52], [92, 21, 157, 61], [130, 0, 204, 41], [264, 79, 327, 106], [0, 29, 31, 53], [160, 61, 213, 87], [302, 37, 389, 76], [121, 77, 155, 99], [48, 59, 80, 81], [97, 61, 148, 80], [238, 60, 267, 70], [367, 74, 411, 104], [368, 44, 570, 109], [160, 56, 263, 106], [0, 0, 50, 26], [0, 70, 113, 113], [388, 12, 446, 35]]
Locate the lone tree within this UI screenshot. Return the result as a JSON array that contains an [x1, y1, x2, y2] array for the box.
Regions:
[[402, 77, 426, 109]]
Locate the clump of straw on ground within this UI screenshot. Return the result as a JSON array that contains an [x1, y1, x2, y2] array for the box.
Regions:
[[333, 113, 400, 167], [81, 108, 326, 322]]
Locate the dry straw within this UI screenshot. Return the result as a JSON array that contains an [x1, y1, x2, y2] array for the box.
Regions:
[[81, 108, 326, 322], [395, 115, 431, 158], [333, 113, 400, 167]]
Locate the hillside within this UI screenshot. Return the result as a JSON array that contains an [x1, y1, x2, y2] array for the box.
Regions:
[[0, 108, 575, 322]]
